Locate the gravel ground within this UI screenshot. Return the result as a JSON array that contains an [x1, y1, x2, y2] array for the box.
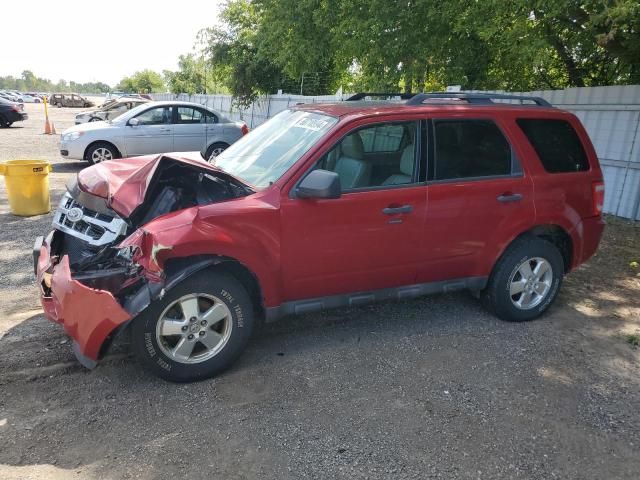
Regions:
[[0, 102, 639, 480]]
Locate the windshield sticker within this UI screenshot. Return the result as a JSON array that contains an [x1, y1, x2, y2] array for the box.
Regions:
[[294, 116, 330, 131]]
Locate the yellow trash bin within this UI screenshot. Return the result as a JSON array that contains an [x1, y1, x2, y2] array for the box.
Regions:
[[0, 160, 53, 216]]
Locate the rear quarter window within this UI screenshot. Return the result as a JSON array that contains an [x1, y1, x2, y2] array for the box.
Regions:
[[517, 119, 589, 173]]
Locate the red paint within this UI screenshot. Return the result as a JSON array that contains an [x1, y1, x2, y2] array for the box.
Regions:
[[77, 152, 247, 217], [39, 102, 605, 361], [37, 240, 131, 360]]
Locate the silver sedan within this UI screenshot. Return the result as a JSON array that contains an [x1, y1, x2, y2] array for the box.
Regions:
[[59, 101, 249, 164]]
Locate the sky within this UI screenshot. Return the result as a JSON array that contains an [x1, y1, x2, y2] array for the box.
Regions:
[[0, 0, 223, 87]]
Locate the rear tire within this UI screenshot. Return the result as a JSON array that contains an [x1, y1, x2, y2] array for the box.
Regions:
[[132, 270, 255, 382], [205, 142, 230, 162], [481, 235, 564, 322], [56, 102, 62, 108]]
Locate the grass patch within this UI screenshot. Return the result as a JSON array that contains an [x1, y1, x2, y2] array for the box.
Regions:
[[626, 335, 640, 347]]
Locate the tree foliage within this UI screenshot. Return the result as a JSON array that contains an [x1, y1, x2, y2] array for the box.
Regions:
[[0, 70, 110, 93], [180, 0, 640, 98], [116, 70, 165, 93]]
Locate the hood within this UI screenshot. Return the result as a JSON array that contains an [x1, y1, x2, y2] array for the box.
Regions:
[[76, 152, 249, 217], [63, 120, 113, 134], [76, 109, 97, 117]]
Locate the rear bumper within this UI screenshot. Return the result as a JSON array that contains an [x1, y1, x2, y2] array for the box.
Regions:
[[5, 110, 27, 122], [574, 216, 605, 268], [35, 232, 132, 364]]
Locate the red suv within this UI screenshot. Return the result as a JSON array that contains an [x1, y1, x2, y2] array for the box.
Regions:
[[34, 92, 605, 382]]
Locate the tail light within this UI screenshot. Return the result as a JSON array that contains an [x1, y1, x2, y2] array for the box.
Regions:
[[241, 124, 249, 136], [592, 180, 605, 216], [11, 105, 21, 112]]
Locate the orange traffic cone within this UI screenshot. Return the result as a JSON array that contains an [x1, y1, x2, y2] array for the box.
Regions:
[[44, 119, 52, 135], [51, 122, 57, 134]]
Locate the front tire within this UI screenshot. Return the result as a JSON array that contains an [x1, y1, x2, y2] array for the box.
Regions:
[[86, 142, 120, 164], [0, 115, 11, 128], [132, 270, 255, 382], [481, 236, 564, 322]]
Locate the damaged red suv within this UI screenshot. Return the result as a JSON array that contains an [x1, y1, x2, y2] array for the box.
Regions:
[[34, 92, 605, 382]]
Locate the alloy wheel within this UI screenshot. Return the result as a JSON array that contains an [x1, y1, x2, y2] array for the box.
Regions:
[[155, 293, 233, 364], [208, 146, 226, 162], [91, 147, 113, 163], [508, 257, 553, 310]]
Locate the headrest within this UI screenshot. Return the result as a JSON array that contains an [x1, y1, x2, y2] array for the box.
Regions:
[[400, 145, 414, 176], [341, 133, 364, 159]]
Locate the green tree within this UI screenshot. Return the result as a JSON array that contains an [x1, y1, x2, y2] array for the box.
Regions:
[[117, 70, 165, 93]]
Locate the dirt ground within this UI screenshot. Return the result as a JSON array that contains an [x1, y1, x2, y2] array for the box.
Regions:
[[0, 102, 639, 480]]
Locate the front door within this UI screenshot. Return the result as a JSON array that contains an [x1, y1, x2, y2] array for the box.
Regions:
[[280, 120, 427, 301], [123, 105, 174, 156], [419, 117, 536, 283]]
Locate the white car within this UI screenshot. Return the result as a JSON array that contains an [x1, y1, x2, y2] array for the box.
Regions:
[[19, 94, 40, 103], [75, 97, 149, 124], [59, 101, 249, 164]]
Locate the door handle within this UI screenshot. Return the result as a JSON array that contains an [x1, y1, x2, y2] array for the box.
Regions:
[[382, 204, 413, 215], [497, 193, 523, 203]]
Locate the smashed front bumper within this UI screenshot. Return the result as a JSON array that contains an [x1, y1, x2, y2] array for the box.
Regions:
[[34, 232, 132, 368]]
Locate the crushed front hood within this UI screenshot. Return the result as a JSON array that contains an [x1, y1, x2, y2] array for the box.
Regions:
[[76, 153, 245, 217]]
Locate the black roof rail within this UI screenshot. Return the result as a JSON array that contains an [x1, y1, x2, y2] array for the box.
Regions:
[[405, 92, 552, 107], [346, 92, 416, 101]]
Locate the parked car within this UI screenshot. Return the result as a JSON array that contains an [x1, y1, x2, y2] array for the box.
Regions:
[[104, 91, 126, 102], [59, 100, 248, 164], [19, 94, 41, 103], [49, 93, 94, 108], [35, 92, 605, 381], [0, 97, 28, 127], [74, 97, 149, 124], [0, 91, 22, 103]]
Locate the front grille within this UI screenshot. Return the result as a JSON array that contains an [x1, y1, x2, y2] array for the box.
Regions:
[[52, 193, 127, 247]]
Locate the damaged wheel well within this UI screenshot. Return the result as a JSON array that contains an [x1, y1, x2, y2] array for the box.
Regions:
[[163, 255, 265, 320], [213, 261, 265, 320]]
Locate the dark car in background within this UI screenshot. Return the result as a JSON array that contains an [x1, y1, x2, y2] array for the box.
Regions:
[[49, 93, 94, 108], [0, 97, 28, 127]]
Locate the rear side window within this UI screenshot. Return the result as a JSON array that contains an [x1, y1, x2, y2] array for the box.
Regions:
[[517, 119, 589, 173], [432, 119, 511, 180]]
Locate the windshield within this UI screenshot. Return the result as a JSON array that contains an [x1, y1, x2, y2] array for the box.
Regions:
[[111, 102, 151, 123], [212, 110, 337, 188]]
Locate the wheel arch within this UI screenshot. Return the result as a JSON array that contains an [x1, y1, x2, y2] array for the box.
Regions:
[[106, 254, 265, 360], [497, 224, 573, 275], [161, 255, 265, 319], [204, 140, 231, 158]]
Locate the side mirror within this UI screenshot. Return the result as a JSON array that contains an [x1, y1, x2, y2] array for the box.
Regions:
[[296, 169, 341, 199], [128, 118, 139, 127]]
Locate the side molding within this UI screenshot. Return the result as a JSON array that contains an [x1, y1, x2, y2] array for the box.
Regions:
[[265, 276, 488, 322]]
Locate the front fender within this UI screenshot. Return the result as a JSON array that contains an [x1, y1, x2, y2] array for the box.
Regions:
[[127, 198, 282, 307]]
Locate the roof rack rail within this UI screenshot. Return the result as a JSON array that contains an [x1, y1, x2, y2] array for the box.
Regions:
[[405, 92, 552, 107], [346, 92, 416, 101]]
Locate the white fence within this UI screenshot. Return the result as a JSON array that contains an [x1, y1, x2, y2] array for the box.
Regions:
[[152, 85, 640, 219]]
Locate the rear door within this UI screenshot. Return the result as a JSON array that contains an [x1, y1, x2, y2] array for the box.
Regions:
[[122, 105, 174, 156], [173, 106, 208, 152], [419, 117, 536, 283]]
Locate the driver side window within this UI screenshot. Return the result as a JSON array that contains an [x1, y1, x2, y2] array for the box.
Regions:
[[135, 106, 172, 125], [315, 121, 418, 191]]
